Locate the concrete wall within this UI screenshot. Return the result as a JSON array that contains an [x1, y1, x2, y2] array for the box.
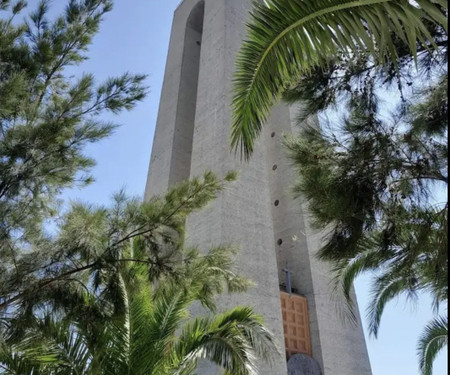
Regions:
[[262, 102, 372, 374], [145, 1, 373, 374], [185, 1, 287, 373]]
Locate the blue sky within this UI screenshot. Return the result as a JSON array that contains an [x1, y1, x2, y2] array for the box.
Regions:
[[30, 1, 447, 374]]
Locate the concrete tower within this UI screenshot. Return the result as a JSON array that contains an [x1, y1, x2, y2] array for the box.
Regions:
[[145, 1, 373, 374]]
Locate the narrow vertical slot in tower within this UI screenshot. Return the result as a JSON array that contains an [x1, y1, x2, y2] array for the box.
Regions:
[[168, 1, 204, 186]]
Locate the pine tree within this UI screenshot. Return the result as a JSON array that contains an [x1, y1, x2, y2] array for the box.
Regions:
[[282, 19, 447, 375], [0, 171, 236, 317], [0, 0, 147, 245], [0, 172, 278, 375]]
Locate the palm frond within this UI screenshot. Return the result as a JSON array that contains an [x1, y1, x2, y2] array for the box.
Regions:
[[367, 274, 416, 337], [163, 246, 251, 312], [141, 289, 190, 373], [330, 244, 392, 322], [171, 307, 277, 375], [99, 321, 130, 375], [231, 0, 447, 158], [418, 315, 448, 375], [0, 320, 90, 375], [0, 338, 58, 375], [97, 274, 130, 375], [53, 329, 91, 374]]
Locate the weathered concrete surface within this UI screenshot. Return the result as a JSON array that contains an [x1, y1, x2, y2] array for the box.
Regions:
[[145, 1, 373, 374], [288, 354, 322, 375]]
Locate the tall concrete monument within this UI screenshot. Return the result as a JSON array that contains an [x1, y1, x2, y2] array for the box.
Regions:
[[145, 1, 373, 374]]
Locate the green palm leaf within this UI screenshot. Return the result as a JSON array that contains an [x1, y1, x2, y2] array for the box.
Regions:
[[418, 315, 448, 375], [367, 273, 417, 337], [0, 320, 90, 375], [0, 340, 56, 375], [171, 307, 276, 375], [330, 244, 393, 320], [231, 0, 447, 158]]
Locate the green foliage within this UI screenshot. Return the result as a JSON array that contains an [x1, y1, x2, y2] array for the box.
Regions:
[[0, 172, 237, 315], [1, 306, 275, 375], [231, 0, 447, 158], [0, 0, 147, 244], [283, 23, 447, 375], [0, 173, 277, 374], [418, 315, 448, 375], [230, 0, 447, 371], [0, 2, 276, 373]]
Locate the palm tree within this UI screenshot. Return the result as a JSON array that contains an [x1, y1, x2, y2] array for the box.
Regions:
[[231, 0, 447, 158], [0, 242, 277, 375], [1, 172, 278, 374]]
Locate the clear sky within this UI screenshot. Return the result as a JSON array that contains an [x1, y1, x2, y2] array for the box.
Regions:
[[31, 1, 447, 374]]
